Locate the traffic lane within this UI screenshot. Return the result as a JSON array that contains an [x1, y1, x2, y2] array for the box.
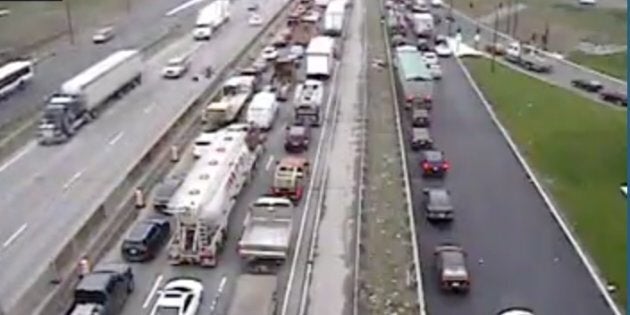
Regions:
[[446, 12, 627, 92], [401, 57, 613, 314], [0, 0, 202, 127], [0, 0, 278, 236], [110, 90, 330, 315], [0, 0, 285, 302]]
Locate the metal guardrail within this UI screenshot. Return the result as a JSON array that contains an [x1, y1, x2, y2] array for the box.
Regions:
[[5, 2, 296, 314]]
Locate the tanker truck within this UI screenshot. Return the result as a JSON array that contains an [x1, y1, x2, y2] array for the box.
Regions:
[[167, 123, 262, 267]]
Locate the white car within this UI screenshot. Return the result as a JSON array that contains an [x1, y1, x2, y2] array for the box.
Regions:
[[431, 0, 443, 7], [429, 64, 442, 80], [435, 43, 453, 57], [261, 46, 279, 61], [496, 307, 534, 315], [150, 278, 203, 315], [162, 57, 190, 79], [248, 13, 263, 26], [92, 27, 115, 44], [578, 0, 596, 5], [422, 52, 439, 66]]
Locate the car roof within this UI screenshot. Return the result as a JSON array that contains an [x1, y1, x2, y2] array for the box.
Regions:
[[428, 188, 450, 203], [76, 273, 114, 292], [423, 150, 443, 160], [413, 108, 429, 116], [125, 221, 157, 242], [412, 128, 430, 138], [289, 125, 307, 135]]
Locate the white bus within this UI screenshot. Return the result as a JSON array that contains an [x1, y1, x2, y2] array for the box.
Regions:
[[0, 60, 34, 99]]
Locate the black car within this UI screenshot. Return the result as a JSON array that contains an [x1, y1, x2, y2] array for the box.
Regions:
[[284, 123, 311, 153], [412, 108, 430, 127], [411, 127, 433, 150], [420, 150, 449, 177], [417, 38, 432, 52], [570, 79, 603, 93], [121, 218, 171, 262], [153, 175, 184, 212], [434, 244, 470, 293], [422, 188, 454, 221], [69, 263, 134, 315], [600, 90, 627, 106]]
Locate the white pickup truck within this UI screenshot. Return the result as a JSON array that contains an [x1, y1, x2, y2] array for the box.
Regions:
[[237, 197, 294, 273]]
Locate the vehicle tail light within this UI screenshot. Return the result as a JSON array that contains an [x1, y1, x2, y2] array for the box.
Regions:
[[422, 162, 430, 169], [423, 95, 432, 102], [406, 95, 414, 103], [442, 161, 450, 169]]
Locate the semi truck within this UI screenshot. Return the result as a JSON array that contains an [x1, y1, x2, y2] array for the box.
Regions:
[[226, 275, 278, 315], [323, 0, 345, 36], [167, 124, 262, 267], [305, 36, 335, 79], [193, 0, 230, 40], [38, 50, 142, 145], [238, 197, 294, 273], [202, 75, 257, 131], [293, 79, 323, 126]]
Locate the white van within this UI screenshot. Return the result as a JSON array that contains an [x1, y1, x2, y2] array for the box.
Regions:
[[246, 91, 278, 130]]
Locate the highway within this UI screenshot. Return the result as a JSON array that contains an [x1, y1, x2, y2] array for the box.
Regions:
[[93, 9, 356, 315], [395, 54, 616, 314], [0, 0, 212, 128], [0, 0, 288, 309], [439, 7, 627, 101]]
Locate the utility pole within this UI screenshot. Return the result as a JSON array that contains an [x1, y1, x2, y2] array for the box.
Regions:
[[64, 0, 75, 45], [505, 0, 512, 35], [491, 2, 502, 73], [512, 0, 519, 37], [542, 21, 550, 50], [447, 0, 454, 36]]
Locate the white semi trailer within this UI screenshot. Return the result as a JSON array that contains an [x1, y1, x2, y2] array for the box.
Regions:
[[193, 0, 231, 40], [167, 124, 262, 267]]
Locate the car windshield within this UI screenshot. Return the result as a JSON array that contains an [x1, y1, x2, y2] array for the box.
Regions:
[[168, 59, 182, 66], [153, 306, 180, 315]]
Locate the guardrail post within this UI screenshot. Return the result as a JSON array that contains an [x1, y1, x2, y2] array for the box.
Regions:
[[170, 145, 179, 162], [134, 188, 146, 208]]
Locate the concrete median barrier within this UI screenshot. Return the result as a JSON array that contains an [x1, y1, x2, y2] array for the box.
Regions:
[[4, 2, 297, 315]]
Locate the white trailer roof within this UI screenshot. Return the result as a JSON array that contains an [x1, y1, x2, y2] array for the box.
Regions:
[[224, 75, 256, 87], [62, 50, 139, 95], [0, 60, 33, 81], [169, 126, 249, 220], [326, 0, 345, 12], [306, 36, 335, 55], [248, 91, 275, 109]]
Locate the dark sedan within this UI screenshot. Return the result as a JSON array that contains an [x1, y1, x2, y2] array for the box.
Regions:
[[600, 90, 627, 106], [570, 79, 603, 93]]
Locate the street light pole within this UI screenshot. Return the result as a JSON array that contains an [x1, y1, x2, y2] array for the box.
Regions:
[[512, 0, 519, 37], [505, 0, 512, 35], [491, 2, 502, 73], [64, 0, 75, 45], [447, 0, 454, 36]]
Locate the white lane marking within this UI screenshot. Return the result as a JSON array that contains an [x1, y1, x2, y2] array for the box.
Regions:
[[208, 276, 228, 315], [63, 170, 83, 190], [165, 0, 204, 17], [280, 60, 342, 315], [108, 131, 124, 146], [0, 142, 35, 173], [265, 155, 274, 170], [144, 102, 157, 114], [3, 224, 28, 248], [454, 56, 623, 315], [143, 274, 164, 308]]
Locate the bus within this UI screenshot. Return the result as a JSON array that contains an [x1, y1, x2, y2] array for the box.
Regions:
[[0, 60, 34, 99]]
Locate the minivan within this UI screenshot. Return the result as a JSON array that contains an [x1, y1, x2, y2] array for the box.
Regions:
[[121, 218, 171, 262]]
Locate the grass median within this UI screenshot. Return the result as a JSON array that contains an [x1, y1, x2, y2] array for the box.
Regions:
[[465, 58, 627, 307], [568, 51, 627, 81]]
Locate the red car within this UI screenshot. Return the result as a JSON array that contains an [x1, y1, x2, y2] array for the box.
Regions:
[[600, 90, 627, 107], [420, 150, 449, 177]]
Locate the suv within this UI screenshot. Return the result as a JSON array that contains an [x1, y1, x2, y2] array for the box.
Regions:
[[420, 150, 449, 177], [422, 188, 454, 222], [434, 245, 470, 293], [284, 123, 311, 153], [121, 218, 171, 262], [68, 263, 134, 315], [412, 108, 430, 127], [411, 128, 433, 150], [153, 175, 184, 212]]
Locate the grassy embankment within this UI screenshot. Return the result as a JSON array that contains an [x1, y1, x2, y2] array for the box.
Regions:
[[569, 51, 627, 81], [465, 58, 627, 307]]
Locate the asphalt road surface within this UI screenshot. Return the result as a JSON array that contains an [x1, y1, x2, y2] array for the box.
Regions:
[[396, 55, 615, 314], [97, 44, 345, 315], [0, 0, 287, 308], [0, 0, 210, 128], [441, 8, 627, 97]]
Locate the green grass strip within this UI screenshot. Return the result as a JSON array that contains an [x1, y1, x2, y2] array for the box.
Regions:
[[569, 51, 627, 81]]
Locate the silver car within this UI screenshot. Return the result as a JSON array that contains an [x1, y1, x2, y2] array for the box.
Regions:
[[162, 57, 190, 79], [92, 27, 115, 44]]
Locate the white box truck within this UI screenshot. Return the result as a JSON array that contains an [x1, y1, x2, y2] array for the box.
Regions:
[[38, 50, 143, 145], [305, 36, 335, 80], [238, 197, 294, 273], [412, 13, 434, 37], [323, 0, 345, 36], [246, 90, 278, 130], [193, 0, 230, 40]]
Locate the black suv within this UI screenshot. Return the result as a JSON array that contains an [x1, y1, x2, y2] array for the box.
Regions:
[[420, 150, 449, 177], [68, 263, 134, 315], [284, 123, 311, 153], [121, 218, 171, 262], [422, 188, 454, 222]]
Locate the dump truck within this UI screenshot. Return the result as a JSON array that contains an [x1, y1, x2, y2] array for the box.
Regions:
[[293, 79, 323, 126], [238, 197, 294, 273], [202, 75, 257, 131], [226, 275, 278, 315], [38, 50, 142, 145], [271, 156, 310, 202], [167, 124, 262, 267]]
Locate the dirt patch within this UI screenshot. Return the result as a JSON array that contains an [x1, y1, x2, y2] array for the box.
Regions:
[[358, 1, 419, 314], [456, 0, 626, 52]]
